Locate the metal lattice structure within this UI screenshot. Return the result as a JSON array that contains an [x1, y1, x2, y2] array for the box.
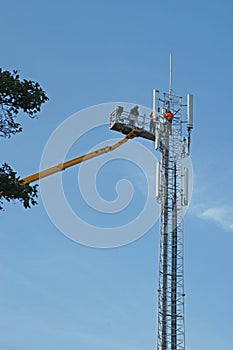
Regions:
[[156, 92, 188, 350], [109, 54, 193, 350]]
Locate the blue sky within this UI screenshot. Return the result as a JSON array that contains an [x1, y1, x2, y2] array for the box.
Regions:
[[1, 0, 233, 349]]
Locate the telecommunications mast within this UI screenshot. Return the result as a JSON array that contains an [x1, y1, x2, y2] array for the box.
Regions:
[[155, 53, 193, 350], [108, 53, 193, 350]]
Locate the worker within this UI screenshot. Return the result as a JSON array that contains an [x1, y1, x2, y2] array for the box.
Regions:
[[149, 111, 156, 133], [115, 105, 124, 122], [116, 106, 123, 118], [129, 105, 139, 126], [165, 110, 174, 135]]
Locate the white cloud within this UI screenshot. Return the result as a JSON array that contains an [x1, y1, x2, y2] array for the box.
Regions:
[[199, 206, 233, 232]]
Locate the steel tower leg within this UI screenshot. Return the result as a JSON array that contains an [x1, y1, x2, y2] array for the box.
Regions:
[[161, 143, 169, 350], [171, 163, 177, 350]]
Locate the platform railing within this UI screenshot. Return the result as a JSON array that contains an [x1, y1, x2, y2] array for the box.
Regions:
[[110, 108, 152, 133]]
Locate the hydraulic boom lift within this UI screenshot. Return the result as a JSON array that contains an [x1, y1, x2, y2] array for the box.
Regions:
[[21, 129, 141, 185]]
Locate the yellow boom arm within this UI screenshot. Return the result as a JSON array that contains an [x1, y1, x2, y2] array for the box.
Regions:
[[22, 129, 139, 185]]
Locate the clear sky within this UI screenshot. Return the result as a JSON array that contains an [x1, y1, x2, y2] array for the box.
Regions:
[[1, 0, 233, 349]]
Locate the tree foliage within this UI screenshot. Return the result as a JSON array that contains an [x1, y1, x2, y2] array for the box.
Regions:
[[0, 68, 48, 210], [0, 163, 38, 210], [0, 68, 48, 138]]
